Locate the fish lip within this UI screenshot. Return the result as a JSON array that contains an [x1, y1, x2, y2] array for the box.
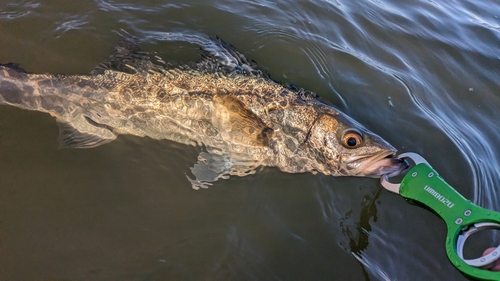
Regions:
[[346, 150, 395, 166], [345, 150, 401, 176]]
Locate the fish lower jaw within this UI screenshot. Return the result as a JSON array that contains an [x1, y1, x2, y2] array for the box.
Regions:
[[344, 151, 405, 177]]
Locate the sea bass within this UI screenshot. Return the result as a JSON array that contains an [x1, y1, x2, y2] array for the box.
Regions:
[[0, 36, 407, 189]]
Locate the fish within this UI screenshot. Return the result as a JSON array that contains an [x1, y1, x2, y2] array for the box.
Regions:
[[0, 36, 407, 189]]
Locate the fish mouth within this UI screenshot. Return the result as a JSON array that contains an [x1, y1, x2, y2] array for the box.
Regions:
[[345, 150, 409, 178]]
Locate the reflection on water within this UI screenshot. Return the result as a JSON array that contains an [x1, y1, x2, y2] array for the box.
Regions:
[[1, 0, 500, 280]]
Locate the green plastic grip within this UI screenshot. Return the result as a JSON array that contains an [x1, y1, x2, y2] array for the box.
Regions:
[[399, 163, 500, 280]]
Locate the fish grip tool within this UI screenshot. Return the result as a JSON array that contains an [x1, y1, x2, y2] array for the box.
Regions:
[[381, 153, 500, 280]]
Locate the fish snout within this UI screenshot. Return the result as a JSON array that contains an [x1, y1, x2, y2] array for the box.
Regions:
[[362, 156, 409, 178]]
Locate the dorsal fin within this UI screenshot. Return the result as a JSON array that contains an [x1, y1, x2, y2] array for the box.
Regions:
[[90, 38, 157, 75], [0, 63, 28, 74], [196, 36, 264, 77], [91, 35, 266, 78]]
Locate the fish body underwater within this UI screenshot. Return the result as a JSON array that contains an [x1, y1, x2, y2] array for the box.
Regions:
[[0, 37, 406, 189]]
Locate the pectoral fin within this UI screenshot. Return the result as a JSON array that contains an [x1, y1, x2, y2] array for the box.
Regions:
[[213, 95, 274, 147], [56, 116, 117, 149]]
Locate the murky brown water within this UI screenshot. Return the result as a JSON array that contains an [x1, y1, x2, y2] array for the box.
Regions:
[[1, 0, 500, 280]]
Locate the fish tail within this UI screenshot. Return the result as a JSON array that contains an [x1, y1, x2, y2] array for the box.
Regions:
[[0, 63, 33, 107]]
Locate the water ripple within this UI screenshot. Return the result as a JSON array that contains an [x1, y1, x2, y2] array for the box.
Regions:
[[2, 0, 499, 279], [0, 1, 40, 20], [54, 15, 95, 38], [95, 0, 186, 13]]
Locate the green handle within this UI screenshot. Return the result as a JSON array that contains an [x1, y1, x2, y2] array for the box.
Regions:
[[399, 163, 500, 280]]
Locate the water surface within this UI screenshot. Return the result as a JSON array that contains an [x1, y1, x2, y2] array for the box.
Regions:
[[1, 0, 500, 280]]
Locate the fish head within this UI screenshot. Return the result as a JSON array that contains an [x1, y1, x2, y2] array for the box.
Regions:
[[306, 110, 407, 177]]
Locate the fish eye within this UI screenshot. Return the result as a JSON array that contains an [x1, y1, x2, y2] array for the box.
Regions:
[[341, 130, 363, 149]]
